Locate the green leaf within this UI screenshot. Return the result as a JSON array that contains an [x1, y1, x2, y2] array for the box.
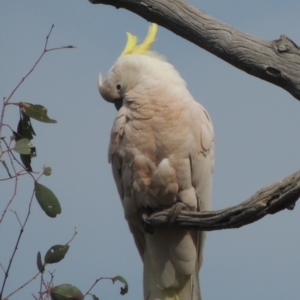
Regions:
[[15, 112, 36, 171], [112, 276, 128, 295], [44, 244, 69, 264], [50, 284, 83, 300], [13, 138, 32, 154], [92, 295, 100, 300], [21, 103, 57, 123], [17, 112, 36, 140], [13, 130, 22, 142], [37, 251, 44, 273], [14, 138, 36, 172], [20, 153, 32, 172], [35, 182, 61, 217]]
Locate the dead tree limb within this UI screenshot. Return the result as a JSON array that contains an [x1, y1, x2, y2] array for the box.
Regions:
[[89, 0, 300, 101], [143, 170, 300, 231]]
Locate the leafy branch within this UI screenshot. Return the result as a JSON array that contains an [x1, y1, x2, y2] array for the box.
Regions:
[[1, 23, 128, 300], [3, 229, 77, 300], [0, 24, 74, 300]]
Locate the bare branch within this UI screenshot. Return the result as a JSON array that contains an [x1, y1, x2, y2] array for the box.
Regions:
[[0, 24, 75, 138], [0, 139, 19, 224], [89, 0, 300, 101], [0, 190, 35, 299], [2, 271, 41, 300], [0, 263, 5, 274], [10, 210, 22, 227], [64, 227, 78, 246], [84, 276, 122, 297], [4, 24, 74, 105], [144, 170, 300, 231]]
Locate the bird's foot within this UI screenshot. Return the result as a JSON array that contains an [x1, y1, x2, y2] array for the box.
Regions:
[[167, 202, 190, 225]]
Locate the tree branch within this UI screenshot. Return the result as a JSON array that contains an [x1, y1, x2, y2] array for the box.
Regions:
[[143, 170, 300, 231], [89, 0, 300, 101]]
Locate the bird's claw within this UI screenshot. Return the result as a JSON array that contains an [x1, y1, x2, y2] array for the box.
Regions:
[[167, 202, 189, 225]]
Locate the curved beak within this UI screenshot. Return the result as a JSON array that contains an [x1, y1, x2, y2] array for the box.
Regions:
[[98, 72, 123, 110]]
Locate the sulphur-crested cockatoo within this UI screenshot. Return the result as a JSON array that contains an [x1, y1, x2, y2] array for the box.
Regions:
[[99, 23, 214, 300]]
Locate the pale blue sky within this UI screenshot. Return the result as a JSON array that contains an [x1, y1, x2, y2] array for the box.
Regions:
[[1, 1, 300, 299]]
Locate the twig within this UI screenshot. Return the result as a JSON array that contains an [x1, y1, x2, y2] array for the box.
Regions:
[[0, 263, 5, 274], [31, 293, 39, 300], [3, 24, 73, 105], [0, 139, 19, 224], [0, 160, 12, 178], [3, 230, 77, 300], [39, 271, 46, 300], [0, 172, 27, 181], [84, 277, 115, 297], [2, 271, 41, 300], [1, 123, 15, 133], [0, 189, 35, 298], [40, 270, 55, 300], [10, 210, 22, 227], [65, 227, 78, 246], [0, 24, 75, 137], [0, 98, 6, 142]]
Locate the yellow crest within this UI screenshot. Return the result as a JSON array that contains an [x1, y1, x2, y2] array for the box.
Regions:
[[121, 23, 158, 56]]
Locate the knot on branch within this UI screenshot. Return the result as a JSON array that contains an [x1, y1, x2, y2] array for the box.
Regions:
[[265, 66, 281, 78], [273, 35, 300, 54]]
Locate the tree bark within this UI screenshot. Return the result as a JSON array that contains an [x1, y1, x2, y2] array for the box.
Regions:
[[144, 170, 300, 231], [89, 0, 300, 101]]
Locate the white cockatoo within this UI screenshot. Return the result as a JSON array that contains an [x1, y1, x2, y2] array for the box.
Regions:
[[99, 24, 214, 300]]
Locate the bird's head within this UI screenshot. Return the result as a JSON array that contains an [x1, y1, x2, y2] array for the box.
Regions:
[[98, 23, 161, 110]]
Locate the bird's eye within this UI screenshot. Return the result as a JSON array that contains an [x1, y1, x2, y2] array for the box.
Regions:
[[116, 84, 121, 91]]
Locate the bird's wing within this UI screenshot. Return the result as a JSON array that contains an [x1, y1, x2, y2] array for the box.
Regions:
[[189, 101, 215, 267], [108, 106, 146, 257], [191, 101, 215, 212], [108, 106, 126, 199]]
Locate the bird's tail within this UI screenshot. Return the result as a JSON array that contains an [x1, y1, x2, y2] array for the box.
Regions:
[[143, 229, 202, 300], [144, 261, 201, 300]]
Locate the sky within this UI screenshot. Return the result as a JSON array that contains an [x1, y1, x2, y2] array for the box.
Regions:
[[1, 0, 300, 299]]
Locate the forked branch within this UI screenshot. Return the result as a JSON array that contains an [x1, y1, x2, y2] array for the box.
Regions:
[[144, 170, 300, 230]]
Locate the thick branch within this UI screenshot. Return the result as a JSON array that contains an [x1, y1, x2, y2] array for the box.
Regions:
[[89, 0, 300, 101], [143, 170, 300, 231]]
